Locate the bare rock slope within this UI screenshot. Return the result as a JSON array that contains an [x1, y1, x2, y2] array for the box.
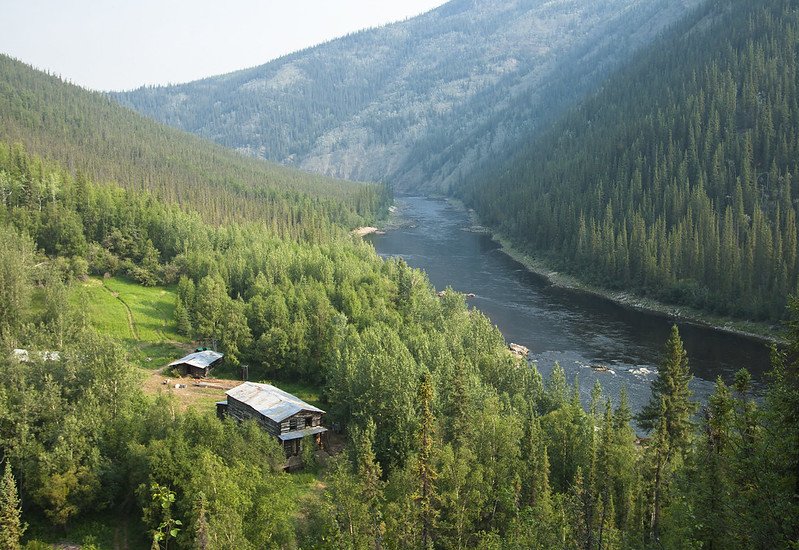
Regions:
[[115, 0, 700, 191]]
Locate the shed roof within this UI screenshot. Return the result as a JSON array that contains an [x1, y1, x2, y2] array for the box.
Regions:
[[278, 426, 328, 441], [169, 350, 223, 369], [226, 382, 325, 423]]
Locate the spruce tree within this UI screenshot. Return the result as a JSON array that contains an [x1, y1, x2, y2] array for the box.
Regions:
[[416, 371, 437, 548], [0, 462, 26, 550], [637, 325, 697, 455], [760, 298, 799, 544], [648, 402, 670, 544], [175, 299, 192, 336], [638, 326, 697, 544], [354, 419, 385, 550]]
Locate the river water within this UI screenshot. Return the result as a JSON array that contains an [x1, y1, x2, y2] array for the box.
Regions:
[[368, 196, 773, 414]]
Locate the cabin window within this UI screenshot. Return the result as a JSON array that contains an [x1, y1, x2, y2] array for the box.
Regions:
[[305, 417, 312, 428], [289, 418, 298, 430]]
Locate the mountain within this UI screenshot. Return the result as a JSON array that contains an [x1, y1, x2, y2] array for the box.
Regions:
[[0, 54, 387, 234], [460, 0, 799, 321], [114, 0, 699, 191]]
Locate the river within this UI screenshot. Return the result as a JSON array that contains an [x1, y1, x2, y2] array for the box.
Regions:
[[368, 196, 773, 414]]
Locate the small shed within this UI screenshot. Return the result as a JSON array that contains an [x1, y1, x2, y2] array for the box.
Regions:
[[217, 382, 327, 457], [169, 350, 224, 378]]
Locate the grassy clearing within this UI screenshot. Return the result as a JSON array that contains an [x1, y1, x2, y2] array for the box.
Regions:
[[71, 278, 132, 340], [129, 341, 188, 371], [72, 276, 188, 369], [103, 276, 181, 343]]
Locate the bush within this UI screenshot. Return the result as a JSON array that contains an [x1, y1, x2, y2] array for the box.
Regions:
[[86, 242, 119, 275], [123, 260, 160, 287], [69, 256, 89, 280]]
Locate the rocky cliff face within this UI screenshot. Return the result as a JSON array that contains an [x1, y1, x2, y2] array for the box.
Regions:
[[114, 0, 700, 191]]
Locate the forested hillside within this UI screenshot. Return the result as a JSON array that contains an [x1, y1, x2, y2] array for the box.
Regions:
[[0, 142, 796, 549], [0, 54, 388, 234], [462, 0, 799, 322], [114, 0, 699, 191]]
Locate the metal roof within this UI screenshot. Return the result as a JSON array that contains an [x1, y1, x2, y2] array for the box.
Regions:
[[278, 426, 328, 441], [226, 382, 325, 423], [169, 350, 223, 369]]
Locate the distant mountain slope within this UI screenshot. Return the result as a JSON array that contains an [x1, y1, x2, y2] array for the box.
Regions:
[[461, 0, 799, 321], [0, 55, 386, 233], [114, 0, 699, 191]]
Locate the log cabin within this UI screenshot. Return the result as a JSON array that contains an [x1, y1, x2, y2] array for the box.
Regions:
[[216, 382, 327, 458]]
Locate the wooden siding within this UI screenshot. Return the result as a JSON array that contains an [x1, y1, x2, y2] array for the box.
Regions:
[[280, 412, 323, 434], [225, 396, 323, 442], [226, 396, 281, 436]]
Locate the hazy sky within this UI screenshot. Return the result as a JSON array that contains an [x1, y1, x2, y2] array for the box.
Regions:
[[0, 0, 448, 92]]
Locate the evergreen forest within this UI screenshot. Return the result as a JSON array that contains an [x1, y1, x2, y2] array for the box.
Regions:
[[0, 54, 388, 235], [0, 139, 796, 549], [462, 0, 799, 321]]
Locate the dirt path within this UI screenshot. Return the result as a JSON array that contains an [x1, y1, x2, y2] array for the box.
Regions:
[[102, 282, 140, 341], [113, 521, 129, 550]]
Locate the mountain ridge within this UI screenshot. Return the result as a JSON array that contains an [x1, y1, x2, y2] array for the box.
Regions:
[[0, 54, 387, 233], [114, 0, 701, 191]]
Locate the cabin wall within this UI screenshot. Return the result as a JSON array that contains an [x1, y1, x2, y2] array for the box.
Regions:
[[188, 365, 208, 378], [279, 412, 322, 433], [226, 396, 281, 436], [174, 358, 222, 378]]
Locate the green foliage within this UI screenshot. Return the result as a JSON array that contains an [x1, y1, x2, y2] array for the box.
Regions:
[[149, 484, 182, 549], [0, 226, 34, 348], [416, 372, 437, 548], [463, 0, 799, 322], [0, 462, 26, 550], [358, 424, 386, 547], [637, 325, 697, 455]]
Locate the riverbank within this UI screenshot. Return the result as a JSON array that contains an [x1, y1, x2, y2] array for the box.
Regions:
[[494, 232, 784, 346], [352, 226, 381, 237], [448, 198, 785, 346]]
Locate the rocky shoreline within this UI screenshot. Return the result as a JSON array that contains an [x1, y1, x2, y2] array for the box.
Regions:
[[447, 198, 785, 346], [351, 226, 383, 237], [495, 231, 784, 346]]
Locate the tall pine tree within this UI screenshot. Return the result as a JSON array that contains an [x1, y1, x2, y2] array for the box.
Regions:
[[637, 325, 697, 455], [416, 371, 437, 549], [0, 462, 26, 550]]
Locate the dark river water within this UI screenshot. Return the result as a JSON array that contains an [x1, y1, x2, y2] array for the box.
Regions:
[[368, 196, 773, 414]]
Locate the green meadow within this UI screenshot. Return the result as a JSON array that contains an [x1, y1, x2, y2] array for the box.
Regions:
[[71, 276, 187, 368]]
